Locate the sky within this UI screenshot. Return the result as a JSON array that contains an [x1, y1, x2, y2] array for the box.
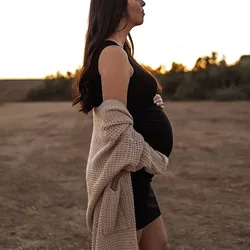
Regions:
[[0, 0, 249, 79]]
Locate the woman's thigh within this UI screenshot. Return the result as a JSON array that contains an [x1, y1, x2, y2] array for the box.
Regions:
[[139, 215, 168, 250], [137, 229, 143, 243]]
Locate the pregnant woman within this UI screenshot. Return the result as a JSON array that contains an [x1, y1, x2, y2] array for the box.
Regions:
[[72, 0, 173, 249]]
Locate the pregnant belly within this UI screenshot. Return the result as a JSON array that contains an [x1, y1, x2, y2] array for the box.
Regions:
[[133, 108, 173, 157]]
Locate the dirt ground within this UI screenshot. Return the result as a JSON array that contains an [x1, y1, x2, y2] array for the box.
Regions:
[[0, 101, 249, 250]]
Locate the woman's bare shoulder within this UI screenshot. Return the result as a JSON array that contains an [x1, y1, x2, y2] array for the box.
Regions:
[[98, 45, 132, 105], [98, 45, 131, 76]]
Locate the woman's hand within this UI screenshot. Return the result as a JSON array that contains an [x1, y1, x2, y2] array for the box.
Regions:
[[153, 94, 164, 109]]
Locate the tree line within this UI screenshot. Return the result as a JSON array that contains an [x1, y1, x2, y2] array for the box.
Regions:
[[25, 52, 250, 102]]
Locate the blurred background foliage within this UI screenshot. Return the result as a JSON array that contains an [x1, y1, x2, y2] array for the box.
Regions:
[[25, 52, 250, 102]]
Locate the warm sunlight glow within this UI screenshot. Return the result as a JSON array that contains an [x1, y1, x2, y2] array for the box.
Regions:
[[0, 0, 249, 78]]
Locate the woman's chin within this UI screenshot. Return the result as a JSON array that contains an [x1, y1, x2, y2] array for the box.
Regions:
[[137, 18, 145, 26], [131, 16, 145, 28]]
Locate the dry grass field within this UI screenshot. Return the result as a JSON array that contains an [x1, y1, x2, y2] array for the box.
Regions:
[[0, 101, 249, 250]]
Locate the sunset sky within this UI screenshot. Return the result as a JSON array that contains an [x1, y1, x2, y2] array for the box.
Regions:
[[0, 0, 249, 79]]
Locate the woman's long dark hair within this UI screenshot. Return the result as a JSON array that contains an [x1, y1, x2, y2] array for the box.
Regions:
[[72, 0, 162, 114]]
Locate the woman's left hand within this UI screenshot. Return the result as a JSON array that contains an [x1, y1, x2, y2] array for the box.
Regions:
[[153, 94, 164, 109]]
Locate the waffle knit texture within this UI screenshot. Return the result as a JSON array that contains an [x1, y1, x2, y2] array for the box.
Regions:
[[86, 99, 169, 250]]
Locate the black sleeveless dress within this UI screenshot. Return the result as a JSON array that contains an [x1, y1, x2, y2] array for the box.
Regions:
[[90, 40, 173, 230]]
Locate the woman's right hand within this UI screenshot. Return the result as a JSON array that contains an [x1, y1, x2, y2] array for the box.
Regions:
[[153, 94, 164, 109]]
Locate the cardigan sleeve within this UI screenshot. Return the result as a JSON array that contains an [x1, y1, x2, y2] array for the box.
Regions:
[[121, 125, 168, 175], [96, 101, 169, 175]]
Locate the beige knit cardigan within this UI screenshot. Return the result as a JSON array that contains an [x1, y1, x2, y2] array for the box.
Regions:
[[86, 99, 169, 250]]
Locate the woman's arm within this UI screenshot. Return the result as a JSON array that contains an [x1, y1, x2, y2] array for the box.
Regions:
[[98, 44, 133, 106], [97, 45, 169, 175]]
